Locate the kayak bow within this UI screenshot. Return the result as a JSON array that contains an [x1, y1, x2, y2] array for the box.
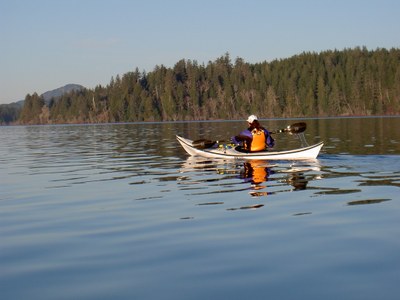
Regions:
[[176, 135, 323, 160]]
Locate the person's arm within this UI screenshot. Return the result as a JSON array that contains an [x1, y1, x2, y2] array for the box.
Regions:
[[263, 128, 275, 148], [232, 129, 252, 149]]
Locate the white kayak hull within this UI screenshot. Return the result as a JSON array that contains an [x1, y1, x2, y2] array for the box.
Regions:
[[176, 135, 323, 160]]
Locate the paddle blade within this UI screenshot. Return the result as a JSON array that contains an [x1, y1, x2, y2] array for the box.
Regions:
[[271, 122, 307, 134], [287, 122, 307, 134], [192, 139, 217, 149]]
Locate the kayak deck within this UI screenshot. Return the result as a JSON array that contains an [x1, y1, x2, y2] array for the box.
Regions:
[[176, 135, 323, 160]]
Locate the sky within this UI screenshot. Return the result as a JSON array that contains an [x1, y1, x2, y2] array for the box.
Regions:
[[1, 0, 399, 104]]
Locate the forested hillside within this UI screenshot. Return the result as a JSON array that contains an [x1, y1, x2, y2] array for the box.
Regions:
[[2, 47, 400, 125]]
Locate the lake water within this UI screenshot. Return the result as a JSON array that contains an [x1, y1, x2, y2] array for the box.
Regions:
[[1, 117, 400, 300]]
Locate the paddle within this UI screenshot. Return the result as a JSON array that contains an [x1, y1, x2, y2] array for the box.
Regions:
[[270, 122, 307, 134], [192, 122, 307, 149]]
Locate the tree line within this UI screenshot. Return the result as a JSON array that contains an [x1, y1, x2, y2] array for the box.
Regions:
[[2, 47, 400, 125]]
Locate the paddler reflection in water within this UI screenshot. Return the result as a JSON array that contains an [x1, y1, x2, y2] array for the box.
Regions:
[[241, 160, 272, 197], [241, 161, 309, 197], [231, 115, 274, 152]]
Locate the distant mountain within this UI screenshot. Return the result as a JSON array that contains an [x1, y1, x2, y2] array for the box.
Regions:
[[1, 84, 86, 124], [12, 100, 25, 108], [6, 84, 85, 106], [41, 84, 84, 102]]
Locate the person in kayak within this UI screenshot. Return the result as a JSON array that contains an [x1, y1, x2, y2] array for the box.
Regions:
[[232, 115, 274, 152]]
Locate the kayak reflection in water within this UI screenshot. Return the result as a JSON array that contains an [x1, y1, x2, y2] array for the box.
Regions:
[[240, 160, 273, 197]]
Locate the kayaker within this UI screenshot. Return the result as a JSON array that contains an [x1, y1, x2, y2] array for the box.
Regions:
[[232, 115, 274, 152]]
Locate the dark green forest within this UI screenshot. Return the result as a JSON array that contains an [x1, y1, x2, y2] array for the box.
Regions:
[[2, 47, 400, 125]]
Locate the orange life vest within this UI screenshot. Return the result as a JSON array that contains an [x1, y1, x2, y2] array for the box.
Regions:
[[250, 128, 266, 152]]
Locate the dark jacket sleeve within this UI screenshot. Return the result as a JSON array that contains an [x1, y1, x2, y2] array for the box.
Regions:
[[263, 128, 274, 148], [232, 129, 252, 148]]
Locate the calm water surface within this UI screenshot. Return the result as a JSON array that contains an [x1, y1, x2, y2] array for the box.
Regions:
[[1, 117, 400, 300]]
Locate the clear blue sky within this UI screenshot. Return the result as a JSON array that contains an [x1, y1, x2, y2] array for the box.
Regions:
[[1, 0, 399, 104]]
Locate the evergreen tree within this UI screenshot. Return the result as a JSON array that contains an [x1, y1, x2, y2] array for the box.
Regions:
[[19, 93, 45, 124]]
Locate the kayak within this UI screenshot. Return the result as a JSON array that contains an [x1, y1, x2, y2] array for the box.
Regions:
[[176, 135, 323, 160]]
